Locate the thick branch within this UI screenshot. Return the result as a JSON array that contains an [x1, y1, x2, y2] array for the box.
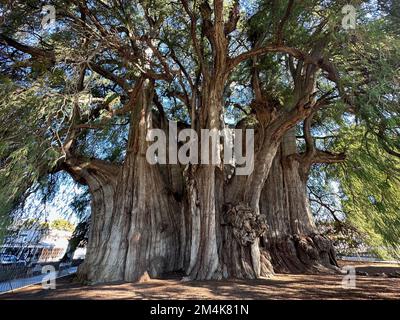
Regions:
[[181, 0, 210, 78], [312, 151, 346, 164], [63, 157, 120, 186], [88, 62, 130, 92], [0, 33, 55, 63], [228, 45, 339, 84], [302, 111, 316, 163]]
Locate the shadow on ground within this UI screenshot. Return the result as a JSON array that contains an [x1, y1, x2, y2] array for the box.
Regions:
[[1, 262, 399, 300]]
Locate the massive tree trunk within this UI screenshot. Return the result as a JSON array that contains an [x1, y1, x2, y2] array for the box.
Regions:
[[260, 131, 338, 274], [184, 67, 225, 279], [70, 82, 184, 284], [68, 125, 338, 284], [185, 165, 222, 279], [63, 158, 119, 279], [68, 108, 339, 284], [185, 91, 276, 280]]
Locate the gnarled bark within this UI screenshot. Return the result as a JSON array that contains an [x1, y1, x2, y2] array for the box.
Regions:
[[184, 64, 275, 279], [63, 158, 119, 281], [260, 132, 338, 274], [70, 82, 184, 284]]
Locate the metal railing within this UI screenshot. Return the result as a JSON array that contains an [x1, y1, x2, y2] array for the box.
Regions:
[[0, 260, 81, 294]]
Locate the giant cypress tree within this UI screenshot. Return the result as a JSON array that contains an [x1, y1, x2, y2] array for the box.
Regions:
[[0, 0, 399, 283]]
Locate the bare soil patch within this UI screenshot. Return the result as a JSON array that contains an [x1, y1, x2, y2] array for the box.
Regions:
[[2, 261, 399, 300]]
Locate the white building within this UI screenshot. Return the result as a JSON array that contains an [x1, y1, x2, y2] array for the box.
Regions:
[[1, 228, 73, 263]]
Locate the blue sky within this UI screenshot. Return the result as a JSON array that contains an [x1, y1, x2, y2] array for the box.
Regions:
[[19, 177, 84, 226]]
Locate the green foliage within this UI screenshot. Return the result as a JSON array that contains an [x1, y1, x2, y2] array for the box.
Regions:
[[49, 219, 75, 232], [0, 82, 61, 240], [329, 126, 400, 259], [300, 3, 400, 258]]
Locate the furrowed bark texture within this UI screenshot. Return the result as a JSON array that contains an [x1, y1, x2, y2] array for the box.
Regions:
[[71, 131, 338, 283], [72, 125, 337, 283], [185, 96, 276, 279], [184, 68, 225, 279], [260, 133, 338, 274], [74, 82, 183, 283]]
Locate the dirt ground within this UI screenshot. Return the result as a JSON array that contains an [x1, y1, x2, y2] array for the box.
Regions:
[[1, 261, 400, 300]]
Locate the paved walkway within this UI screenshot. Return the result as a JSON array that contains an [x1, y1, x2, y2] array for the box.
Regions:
[[340, 256, 400, 264], [0, 267, 77, 294]]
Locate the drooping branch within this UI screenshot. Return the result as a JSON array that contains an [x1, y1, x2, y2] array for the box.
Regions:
[[376, 126, 400, 158], [308, 188, 343, 224], [0, 31, 134, 94]]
